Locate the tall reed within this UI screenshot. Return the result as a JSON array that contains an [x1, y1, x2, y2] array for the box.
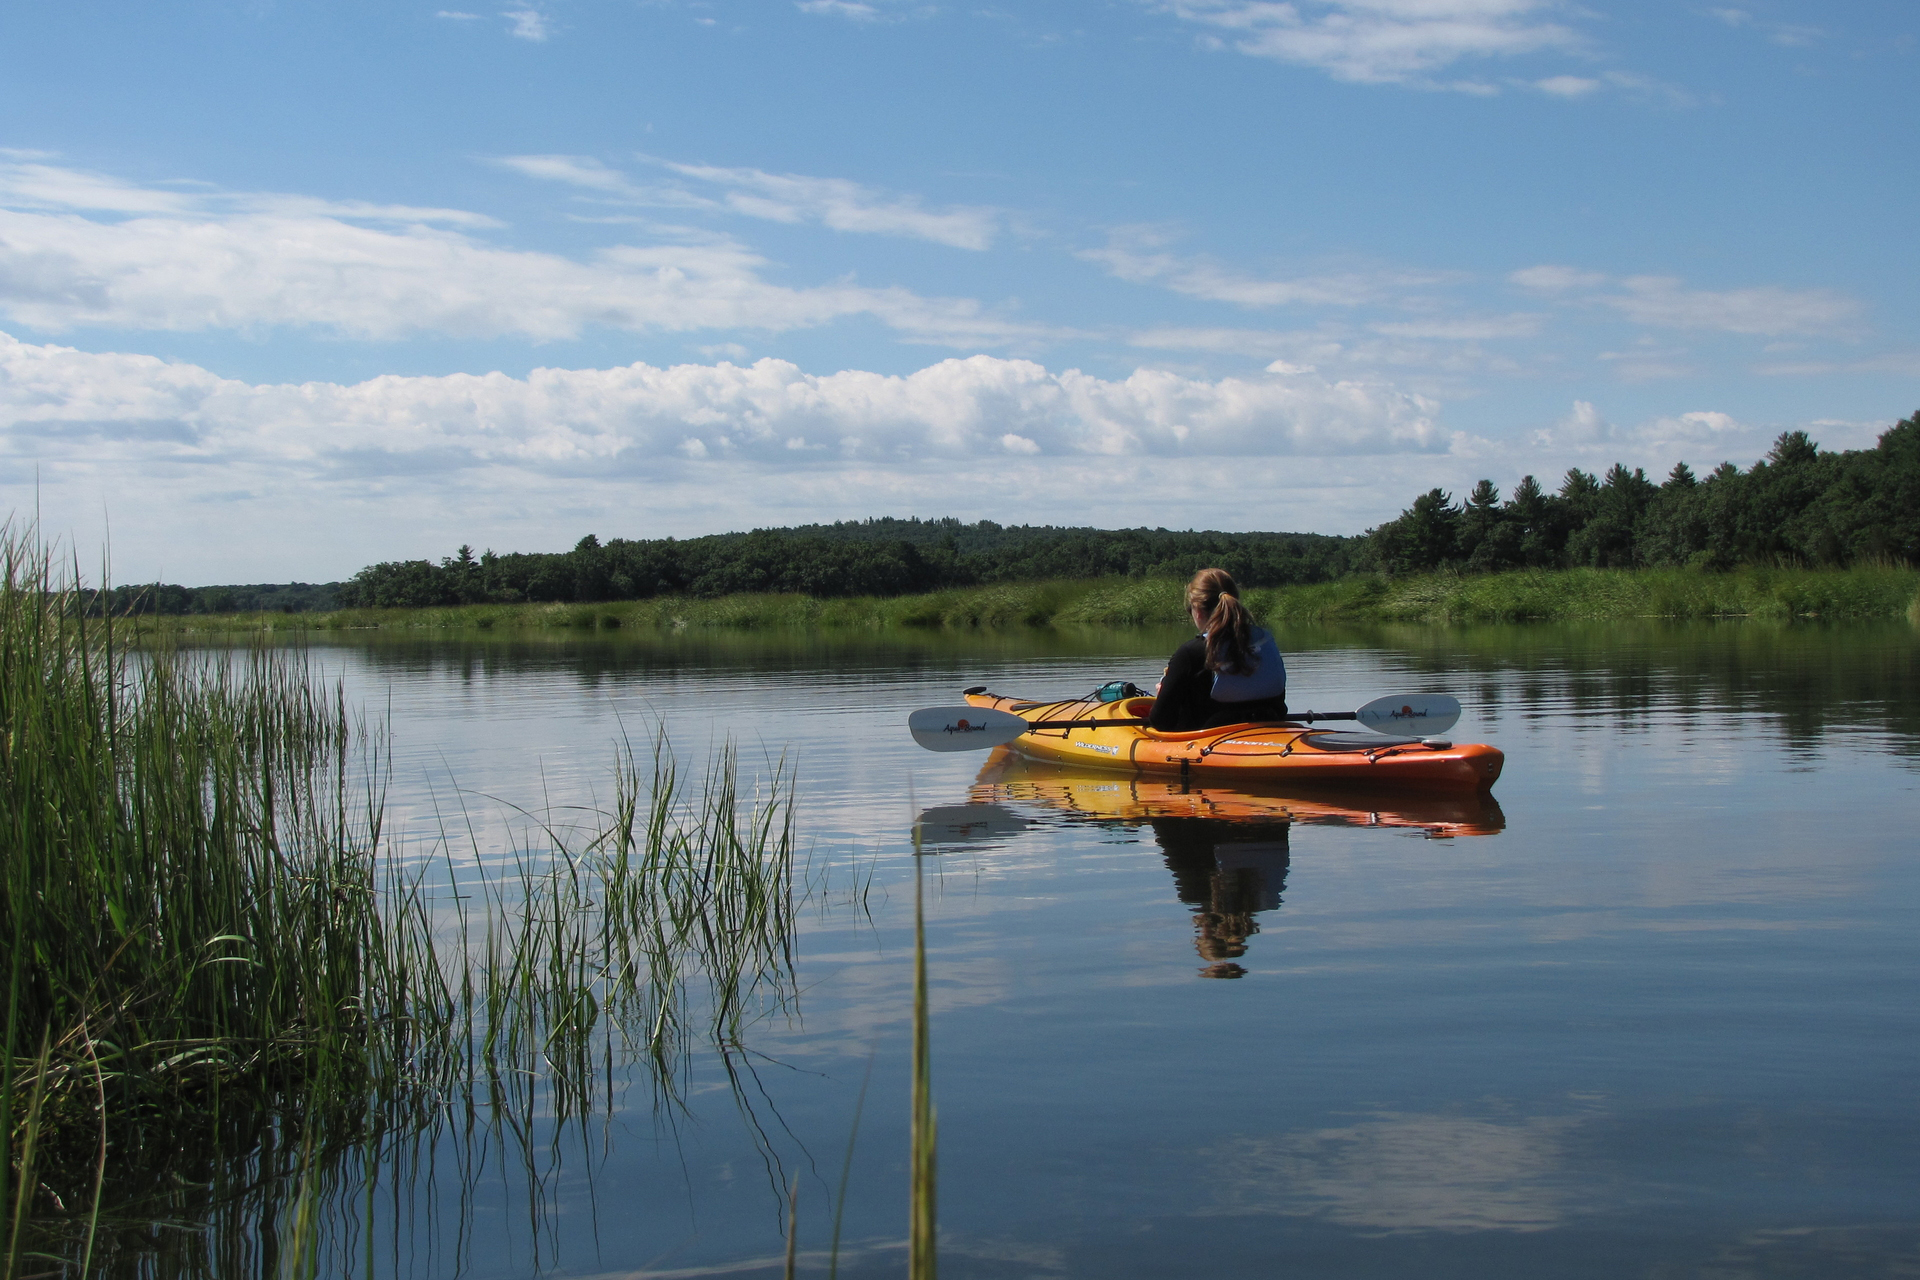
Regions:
[[0, 528, 799, 1276], [909, 824, 936, 1280]]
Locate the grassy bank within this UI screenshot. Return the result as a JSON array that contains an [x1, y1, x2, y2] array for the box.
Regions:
[[134, 565, 1920, 634]]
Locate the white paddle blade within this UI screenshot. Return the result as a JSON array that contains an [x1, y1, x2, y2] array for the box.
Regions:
[[908, 705, 1031, 752], [1355, 693, 1462, 735]]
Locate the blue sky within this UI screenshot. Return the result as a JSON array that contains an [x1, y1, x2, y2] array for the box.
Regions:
[[1, 0, 1915, 582]]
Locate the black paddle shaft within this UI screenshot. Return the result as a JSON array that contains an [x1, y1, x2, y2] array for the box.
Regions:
[[1025, 710, 1357, 731]]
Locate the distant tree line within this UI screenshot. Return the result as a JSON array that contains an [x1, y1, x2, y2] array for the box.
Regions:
[[333, 524, 1362, 609], [102, 411, 1920, 615], [1361, 413, 1920, 575], [82, 581, 342, 617]]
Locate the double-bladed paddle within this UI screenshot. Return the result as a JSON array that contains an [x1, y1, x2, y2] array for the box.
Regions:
[[907, 693, 1463, 753]]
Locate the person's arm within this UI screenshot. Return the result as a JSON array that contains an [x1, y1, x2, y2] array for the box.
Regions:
[[1149, 638, 1210, 731]]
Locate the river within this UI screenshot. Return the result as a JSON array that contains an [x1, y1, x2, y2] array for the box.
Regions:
[[216, 621, 1920, 1277]]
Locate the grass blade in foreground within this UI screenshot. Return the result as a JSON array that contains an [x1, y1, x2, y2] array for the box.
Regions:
[[910, 821, 937, 1280]]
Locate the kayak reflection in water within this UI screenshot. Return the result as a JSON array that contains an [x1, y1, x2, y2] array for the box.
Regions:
[[947, 748, 1504, 977], [1150, 816, 1291, 979]]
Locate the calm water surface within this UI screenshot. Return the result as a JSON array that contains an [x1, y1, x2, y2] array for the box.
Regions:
[[296, 622, 1918, 1278]]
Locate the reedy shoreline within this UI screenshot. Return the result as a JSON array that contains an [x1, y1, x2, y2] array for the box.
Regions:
[[131, 565, 1920, 634], [0, 529, 802, 1276]]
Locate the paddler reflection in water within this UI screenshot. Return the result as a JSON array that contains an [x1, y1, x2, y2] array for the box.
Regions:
[[1152, 816, 1291, 979], [1149, 568, 1288, 732]]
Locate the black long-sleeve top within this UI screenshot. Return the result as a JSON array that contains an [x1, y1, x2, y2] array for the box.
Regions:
[[1148, 634, 1289, 732]]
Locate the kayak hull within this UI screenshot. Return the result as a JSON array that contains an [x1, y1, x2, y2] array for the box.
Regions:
[[964, 691, 1504, 792]]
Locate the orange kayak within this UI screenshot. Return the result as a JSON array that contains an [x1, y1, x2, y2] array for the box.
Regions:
[[962, 689, 1504, 792]]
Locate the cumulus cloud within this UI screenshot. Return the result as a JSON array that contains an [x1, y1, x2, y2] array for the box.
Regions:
[[1162, 0, 1585, 88], [0, 159, 1030, 344], [1522, 397, 1611, 449], [17, 333, 1871, 583], [0, 334, 1445, 480], [1515, 401, 1864, 475], [1083, 228, 1459, 308], [1638, 409, 1743, 445], [500, 153, 999, 250]]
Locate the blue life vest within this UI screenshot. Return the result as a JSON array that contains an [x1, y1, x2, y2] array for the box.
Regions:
[[1208, 627, 1286, 703]]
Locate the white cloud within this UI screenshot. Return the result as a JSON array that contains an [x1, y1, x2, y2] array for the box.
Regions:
[[1646, 409, 1742, 440], [1369, 314, 1542, 340], [0, 159, 496, 225], [504, 8, 548, 41], [797, 0, 880, 18], [1510, 264, 1862, 338], [1126, 324, 1524, 384], [1508, 264, 1605, 291], [1552, 398, 1611, 443], [493, 153, 645, 196], [1162, 0, 1585, 88], [1083, 228, 1459, 307], [1712, 8, 1820, 47], [1526, 401, 1772, 462], [0, 160, 1033, 345], [1768, 24, 1821, 48], [656, 160, 998, 250], [0, 334, 1476, 579], [0, 334, 1445, 478], [1130, 326, 1336, 359], [436, 10, 482, 19], [1534, 74, 1599, 96], [1605, 276, 1859, 337], [18, 330, 1881, 582], [498, 153, 999, 250]]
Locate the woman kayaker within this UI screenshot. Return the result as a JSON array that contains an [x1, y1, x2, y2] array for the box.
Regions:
[[1149, 568, 1288, 732]]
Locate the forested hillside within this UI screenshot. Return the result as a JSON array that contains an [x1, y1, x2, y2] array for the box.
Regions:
[[332, 524, 1359, 609], [1363, 414, 1920, 574], [89, 580, 342, 617]]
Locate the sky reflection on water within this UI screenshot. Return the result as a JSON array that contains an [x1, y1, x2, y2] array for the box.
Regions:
[[262, 621, 1920, 1278]]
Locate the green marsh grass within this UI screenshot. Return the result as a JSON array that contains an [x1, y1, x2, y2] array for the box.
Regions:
[[136, 564, 1920, 639], [0, 529, 800, 1276]]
